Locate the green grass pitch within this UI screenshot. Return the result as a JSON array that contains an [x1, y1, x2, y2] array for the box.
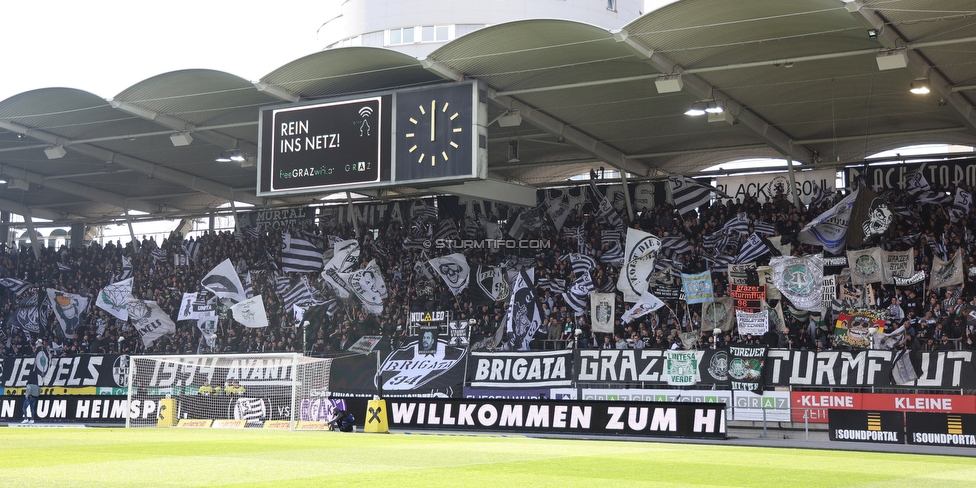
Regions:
[[0, 428, 973, 487]]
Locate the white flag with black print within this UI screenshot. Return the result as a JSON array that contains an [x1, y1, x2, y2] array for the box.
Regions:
[[95, 277, 134, 321], [616, 227, 662, 303], [507, 268, 543, 351], [545, 197, 572, 231], [201, 258, 247, 303], [47, 289, 90, 339], [798, 190, 857, 254], [196, 315, 218, 350], [322, 239, 360, 297], [621, 289, 665, 324], [929, 249, 964, 290], [230, 295, 269, 328], [735, 232, 775, 264], [342, 259, 388, 315], [951, 187, 972, 223], [590, 292, 615, 333], [127, 299, 177, 347], [429, 253, 471, 296], [847, 247, 884, 285]]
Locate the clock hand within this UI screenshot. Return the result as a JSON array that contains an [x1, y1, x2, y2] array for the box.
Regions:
[[430, 100, 436, 142]]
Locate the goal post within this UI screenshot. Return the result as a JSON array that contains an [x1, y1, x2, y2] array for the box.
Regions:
[[126, 353, 331, 428]]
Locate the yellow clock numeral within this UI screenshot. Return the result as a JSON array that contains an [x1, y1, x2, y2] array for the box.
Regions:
[[450, 142, 458, 148], [442, 102, 450, 113], [418, 153, 425, 163], [452, 128, 462, 133], [441, 151, 448, 161], [405, 133, 414, 138], [418, 105, 426, 115], [408, 117, 417, 125], [408, 145, 417, 153], [431, 154, 435, 166], [450, 112, 459, 120]]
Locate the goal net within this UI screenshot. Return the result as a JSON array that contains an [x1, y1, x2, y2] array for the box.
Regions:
[[126, 353, 331, 428]]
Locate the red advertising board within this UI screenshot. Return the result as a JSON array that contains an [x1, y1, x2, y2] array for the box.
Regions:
[[790, 392, 976, 423]]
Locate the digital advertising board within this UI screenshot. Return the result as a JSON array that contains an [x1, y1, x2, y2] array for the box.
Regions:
[[257, 81, 487, 197]]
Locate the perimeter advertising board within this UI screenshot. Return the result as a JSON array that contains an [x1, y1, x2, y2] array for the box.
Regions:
[[385, 398, 726, 438]]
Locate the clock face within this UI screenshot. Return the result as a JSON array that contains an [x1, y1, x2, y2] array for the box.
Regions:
[[404, 98, 462, 168], [395, 84, 474, 182]]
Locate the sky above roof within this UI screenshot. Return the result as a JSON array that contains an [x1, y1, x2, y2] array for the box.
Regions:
[[0, 0, 340, 103]]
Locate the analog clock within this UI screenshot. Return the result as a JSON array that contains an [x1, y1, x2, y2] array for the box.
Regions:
[[395, 83, 474, 182], [403, 98, 463, 167]]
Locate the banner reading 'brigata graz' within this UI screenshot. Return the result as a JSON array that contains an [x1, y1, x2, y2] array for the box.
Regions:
[[385, 398, 726, 438]]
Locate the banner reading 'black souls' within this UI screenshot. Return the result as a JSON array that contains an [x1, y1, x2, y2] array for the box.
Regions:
[[386, 398, 727, 438]]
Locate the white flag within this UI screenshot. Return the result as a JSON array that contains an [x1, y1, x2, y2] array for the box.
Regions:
[[429, 253, 471, 296], [616, 227, 661, 302], [342, 259, 388, 315], [201, 258, 247, 303], [231, 295, 269, 328], [127, 300, 177, 347], [95, 278, 133, 321], [47, 289, 90, 339], [621, 290, 665, 324]]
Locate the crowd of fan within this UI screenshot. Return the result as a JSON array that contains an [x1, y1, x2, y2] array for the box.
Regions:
[[2, 178, 976, 359]]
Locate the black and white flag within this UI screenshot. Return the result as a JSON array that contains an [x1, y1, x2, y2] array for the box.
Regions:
[[230, 295, 269, 328], [0, 277, 32, 297], [342, 259, 388, 315], [590, 292, 615, 333], [951, 188, 972, 223], [668, 175, 728, 216], [847, 247, 884, 285], [202, 258, 247, 303], [616, 227, 662, 303], [281, 230, 325, 273], [621, 290, 665, 324], [546, 197, 573, 231], [735, 232, 776, 264], [507, 268, 543, 351], [429, 253, 471, 296], [471, 264, 510, 305], [127, 299, 176, 347], [929, 249, 964, 290]]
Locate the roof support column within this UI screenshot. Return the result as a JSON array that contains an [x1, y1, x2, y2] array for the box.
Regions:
[[23, 214, 41, 259], [126, 214, 141, 256]]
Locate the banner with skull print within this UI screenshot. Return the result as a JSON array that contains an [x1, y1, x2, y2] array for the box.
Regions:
[[429, 253, 471, 296]]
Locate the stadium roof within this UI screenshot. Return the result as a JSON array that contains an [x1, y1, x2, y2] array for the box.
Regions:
[[0, 0, 974, 225]]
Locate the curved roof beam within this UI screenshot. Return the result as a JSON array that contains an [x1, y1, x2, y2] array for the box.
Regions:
[[0, 198, 62, 222], [421, 59, 656, 177], [107, 100, 256, 154], [0, 118, 263, 208], [846, 2, 976, 132], [612, 28, 816, 164], [253, 82, 301, 103], [0, 122, 158, 215]]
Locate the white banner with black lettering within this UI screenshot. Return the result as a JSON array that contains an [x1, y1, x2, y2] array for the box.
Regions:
[[467, 350, 573, 388]]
